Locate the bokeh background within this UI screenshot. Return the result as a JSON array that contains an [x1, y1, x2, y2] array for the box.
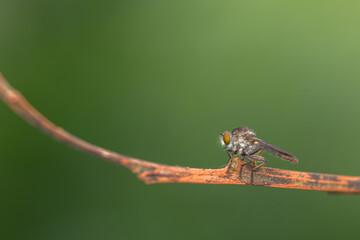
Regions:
[[1, 1, 360, 239]]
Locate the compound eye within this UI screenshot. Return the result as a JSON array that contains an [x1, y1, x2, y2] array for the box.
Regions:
[[223, 131, 231, 145]]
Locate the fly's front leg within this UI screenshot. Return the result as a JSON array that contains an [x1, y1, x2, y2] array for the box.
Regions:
[[242, 155, 267, 186], [226, 151, 234, 174]]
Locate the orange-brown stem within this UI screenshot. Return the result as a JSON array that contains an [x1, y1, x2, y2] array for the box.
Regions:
[[1, 72, 359, 193]]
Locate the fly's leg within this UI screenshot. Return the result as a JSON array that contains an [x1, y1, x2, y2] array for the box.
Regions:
[[253, 149, 264, 167], [250, 153, 267, 171], [242, 155, 267, 186], [257, 149, 264, 156], [252, 160, 267, 171], [226, 151, 234, 174], [239, 159, 252, 179]]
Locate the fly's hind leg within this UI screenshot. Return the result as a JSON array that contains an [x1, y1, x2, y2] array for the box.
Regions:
[[257, 149, 264, 157], [242, 155, 267, 186], [249, 155, 267, 171]]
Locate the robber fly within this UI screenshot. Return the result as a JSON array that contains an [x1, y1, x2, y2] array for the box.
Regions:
[[219, 127, 298, 185]]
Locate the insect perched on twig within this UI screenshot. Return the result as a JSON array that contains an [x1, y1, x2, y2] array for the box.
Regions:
[[219, 127, 298, 186]]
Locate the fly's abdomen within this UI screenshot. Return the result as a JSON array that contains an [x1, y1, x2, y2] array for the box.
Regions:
[[273, 151, 298, 164], [256, 139, 299, 164]]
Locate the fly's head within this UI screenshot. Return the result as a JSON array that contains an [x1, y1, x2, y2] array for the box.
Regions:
[[219, 131, 233, 151]]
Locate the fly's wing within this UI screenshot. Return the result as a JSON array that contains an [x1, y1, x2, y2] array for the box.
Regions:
[[255, 138, 298, 164]]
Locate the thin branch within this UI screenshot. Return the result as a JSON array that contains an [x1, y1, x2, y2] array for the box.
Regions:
[[1, 72, 360, 193]]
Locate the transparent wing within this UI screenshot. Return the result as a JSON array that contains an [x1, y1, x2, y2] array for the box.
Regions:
[[255, 138, 298, 164]]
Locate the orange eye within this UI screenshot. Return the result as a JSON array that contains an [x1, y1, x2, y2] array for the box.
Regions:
[[223, 131, 231, 145]]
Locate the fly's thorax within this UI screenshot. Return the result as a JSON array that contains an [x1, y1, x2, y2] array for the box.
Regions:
[[231, 135, 252, 155], [243, 140, 261, 155], [231, 127, 255, 138]]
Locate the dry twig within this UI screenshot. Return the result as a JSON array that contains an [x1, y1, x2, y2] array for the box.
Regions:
[[1, 72, 359, 193]]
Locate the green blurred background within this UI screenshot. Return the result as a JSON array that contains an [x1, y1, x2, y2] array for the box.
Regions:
[[1, 1, 360, 239]]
